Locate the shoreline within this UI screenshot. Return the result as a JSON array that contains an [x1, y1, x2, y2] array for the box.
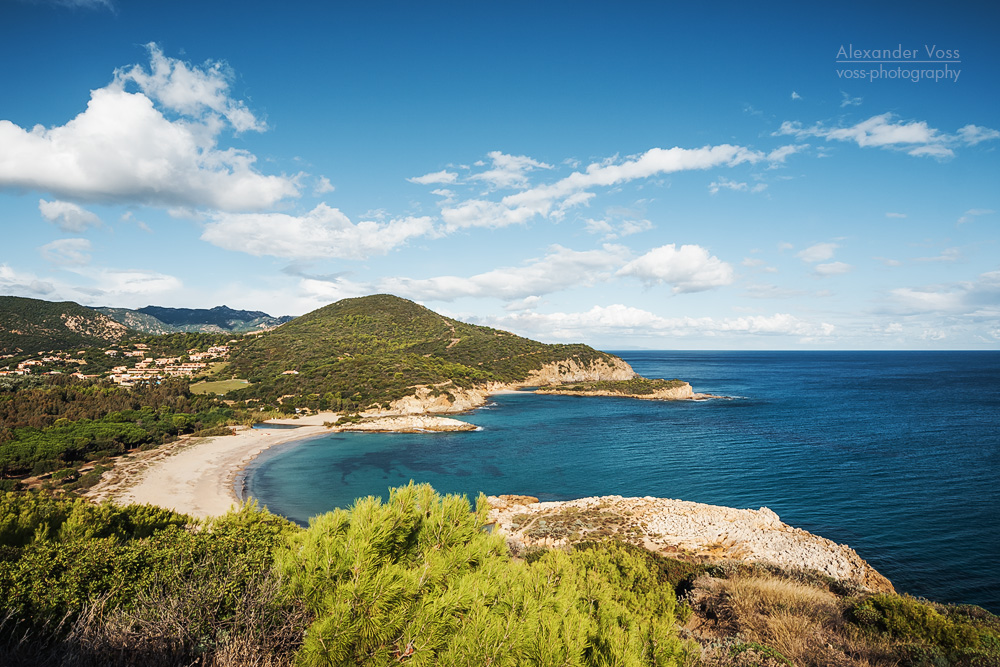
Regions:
[[85, 411, 478, 518], [86, 369, 711, 519]]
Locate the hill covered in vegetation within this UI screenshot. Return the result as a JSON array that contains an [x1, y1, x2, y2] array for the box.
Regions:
[[97, 305, 292, 334], [0, 297, 131, 354], [225, 294, 631, 413]]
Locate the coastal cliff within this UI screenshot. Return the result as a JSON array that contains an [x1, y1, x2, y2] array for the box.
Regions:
[[386, 355, 641, 415], [488, 494, 895, 594]]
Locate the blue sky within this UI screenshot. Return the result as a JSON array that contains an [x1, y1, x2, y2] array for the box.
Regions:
[[1, 0, 998, 349]]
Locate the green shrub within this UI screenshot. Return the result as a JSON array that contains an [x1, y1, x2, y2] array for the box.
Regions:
[[277, 483, 694, 667]]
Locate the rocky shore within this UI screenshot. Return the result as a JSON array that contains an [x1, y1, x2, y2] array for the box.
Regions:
[[536, 381, 717, 401], [487, 494, 894, 593]]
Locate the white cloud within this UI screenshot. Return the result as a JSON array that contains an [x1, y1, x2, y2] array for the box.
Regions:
[[776, 113, 951, 158], [584, 216, 653, 240], [436, 143, 765, 231], [957, 208, 994, 224], [708, 177, 748, 194], [885, 212, 907, 219], [314, 176, 335, 194], [840, 92, 863, 107], [379, 244, 629, 302], [504, 295, 542, 312], [468, 151, 553, 189], [777, 113, 1000, 160], [791, 91, 802, 100], [814, 261, 852, 275], [83, 268, 183, 296], [40, 238, 92, 265], [202, 203, 435, 259], [766, 144, 808, 165], [888, 271, 1000, 316], [743, 284, 807, 299], [407, 170, 459, 185], [617, 244, 734, 293], [0, 264, 56, 297], [440, 198, 536, 231], [914, 248, 961, 262], [0, 46, 299, 211], [957, 125, 1000, 145], [797, 242, 838, 262], [115, 43, 266, 133], [504, 144, 761, 216], [492, 304, 834, 339], [38, 199, 102, 232]]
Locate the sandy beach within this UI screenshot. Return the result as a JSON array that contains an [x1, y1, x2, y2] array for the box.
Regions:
[[85, 411, 476, 518]]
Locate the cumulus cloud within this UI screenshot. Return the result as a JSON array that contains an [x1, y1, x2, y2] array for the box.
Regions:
[[0, 45, 299, 211], [82, 268, 183, 296], [440, 144, 762, 231], [791, 91, 802, 100], [796, 242, 838, 263], [583, 216, 653, 240], [617, 244, 734, 293], [468, 151, 553, 189], [314, 176, 335, 194], [407, 170, 459, 185], [201, 203, 434, 259], [379, 245, 629, 302], [440, 198, 536, 231], [889, 270, 1000, 315], [814, 261, 852, 276], [115, 43, 266, 133], [40, 238, 92, 265], [957, 125, 1000, 145], [775, 113, 1000, 159], [38, 199, 102, 232], [491, 304, 834, 340], [0, 264, 56, 297]]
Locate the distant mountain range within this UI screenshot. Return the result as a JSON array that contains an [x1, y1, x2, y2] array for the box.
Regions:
[[0, 297, 292, 353], [96, 305, 293, 334]]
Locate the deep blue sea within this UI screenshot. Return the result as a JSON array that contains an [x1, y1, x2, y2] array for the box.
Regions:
[[244, 351, 1000, 613]]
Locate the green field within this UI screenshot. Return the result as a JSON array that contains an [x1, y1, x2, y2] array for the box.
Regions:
[[190, 379, 251, 395]]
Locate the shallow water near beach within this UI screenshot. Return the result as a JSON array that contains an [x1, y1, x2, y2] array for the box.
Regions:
[[245, 351, 1000, 613]]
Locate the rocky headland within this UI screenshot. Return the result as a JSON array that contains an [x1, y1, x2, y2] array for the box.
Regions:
[[488, 494, 895, 594]]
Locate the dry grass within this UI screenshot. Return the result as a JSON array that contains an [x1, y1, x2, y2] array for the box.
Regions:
[[689, 573, 903, 667]]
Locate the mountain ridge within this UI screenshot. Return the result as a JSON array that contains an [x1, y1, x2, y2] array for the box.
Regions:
[[0, 296, 132, 354]]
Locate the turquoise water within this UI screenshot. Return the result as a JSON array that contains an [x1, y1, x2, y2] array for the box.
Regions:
[[245, 351, 1000, 613]]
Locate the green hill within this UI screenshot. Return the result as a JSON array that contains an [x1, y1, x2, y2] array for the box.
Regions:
[[226, 294, 624, 411], [0, 296, 132, 354]]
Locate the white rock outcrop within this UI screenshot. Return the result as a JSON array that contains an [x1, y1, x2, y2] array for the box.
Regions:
[[487, 494, 894, 593]]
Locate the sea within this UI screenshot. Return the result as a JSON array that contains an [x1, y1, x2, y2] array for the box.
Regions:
[[243, 351, 1000, 613]]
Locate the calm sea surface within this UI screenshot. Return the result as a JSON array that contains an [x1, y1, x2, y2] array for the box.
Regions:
[[244, 351, 1000, 613]]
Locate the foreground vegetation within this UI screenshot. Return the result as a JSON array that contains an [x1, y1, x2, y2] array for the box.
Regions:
[[0, 485, 996, 666]]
